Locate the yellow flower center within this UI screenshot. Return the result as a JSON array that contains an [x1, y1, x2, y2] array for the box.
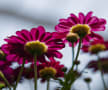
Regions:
[[24, 40, 48, 55], [98, 61, 108, 71], [39, 67, 57, 79], [70, 24, 90, 38], [66, 33, 79, 42], [88, 44, 106, 54], [0, 50, 5, 60]]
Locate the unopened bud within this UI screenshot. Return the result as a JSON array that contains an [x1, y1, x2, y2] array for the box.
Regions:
[[74, 60, 80, 65], [62, 67, 67, 72], [66, 33, 79, 43], [84, 77, 91, 83]]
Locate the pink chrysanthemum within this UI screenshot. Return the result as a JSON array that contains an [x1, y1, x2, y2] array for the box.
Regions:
[[2, 26, 65, 64], [82, 37, 108, 54], [87, 58, 108, 73], [37, 60, 64, 82], [15, 61, 64, 81], [54, 11, 106, 46]]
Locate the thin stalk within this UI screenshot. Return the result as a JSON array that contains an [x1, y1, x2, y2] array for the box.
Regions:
[[87, 83, 91, 90], [97, 55, 107, 90], [0, 74, 11, 90], [71, 38, 82, 71], [72, 43, 74, 66], [47, 79, 50, 90], [75, 39, 82, 70], [13, 58, 25, 90], [100, 72, 107, 90], [34, 54, 37, 90]]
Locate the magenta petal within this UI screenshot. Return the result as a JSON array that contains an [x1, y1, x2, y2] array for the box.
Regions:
[[55, 25, 70, 32], [16, 30, 28, 41], [19, 58, 23, 64], [30, 28, 39, 40], [70, 13, 79, 24], [31, 28, 38, 40], [59, 22, 73, 28], [67, 17, 76, 25], [59, 19, 68, 22], [52, 32, 67, 39], [98, 18, 106, 25], [0, 61, 5, 66], [104, 42, 108, 50], [81, 46, 89, 52], [85, 11, 93, 24], [91, 26, 105, 31], [41, 32, 52, 42], [79, 12, 85, 24], [7, 36, 25, 44], [18, 30, 32, 41], [88, 16, 99, 25], [48, 43, 65, 50], [50, 51, 63, 58], [1, 44, 10, 54], [6, 54, 17, 62], [37, 26, 45, 40]]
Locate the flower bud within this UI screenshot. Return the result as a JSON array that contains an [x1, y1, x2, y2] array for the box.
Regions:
[[61, 67, 67, 72], [66, 33, 79, 43], [84, 77, 91, 83], [74, 60, 80, 65]]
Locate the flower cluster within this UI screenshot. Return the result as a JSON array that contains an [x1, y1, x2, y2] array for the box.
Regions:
[[0, 11, 107, 90]]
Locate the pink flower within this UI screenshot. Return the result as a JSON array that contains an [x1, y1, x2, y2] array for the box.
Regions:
[[37, 60, 64, 82], [54, 11, 106, 46], [87, 58, 108, 73], [15, 60, 64, 82], [2, 26, 65, 64], [82, 37, 108, 54]]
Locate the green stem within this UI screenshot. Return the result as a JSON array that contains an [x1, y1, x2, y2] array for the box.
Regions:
[[61, 85, 71, 90], [97, 55, 107, 90], [87, 83, 91, 90], [65, 39, 82, 90], [75, 39, 82, 70], [34, 54, 37, 90], [13, 58, 25, 90], [100, 72, 107, 90], [47, 79, 50, 90], [0, 75, 11, 90], [72, 43, 74, 66], [71, 38, 82, 71]]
